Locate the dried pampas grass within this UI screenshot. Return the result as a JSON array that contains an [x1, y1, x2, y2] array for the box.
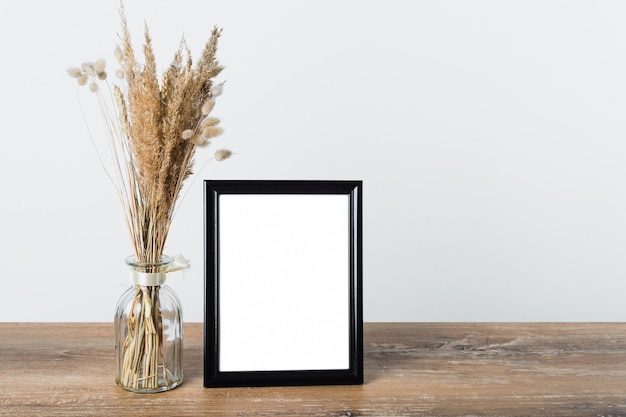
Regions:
[[69, 2, 231, 391], [70, 4, 230, 265]]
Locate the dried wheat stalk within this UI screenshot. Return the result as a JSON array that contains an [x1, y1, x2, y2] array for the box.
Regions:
[[69, 3, 230, 390]]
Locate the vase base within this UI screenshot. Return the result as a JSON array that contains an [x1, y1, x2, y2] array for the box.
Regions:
[[116, 378, 183, 394]]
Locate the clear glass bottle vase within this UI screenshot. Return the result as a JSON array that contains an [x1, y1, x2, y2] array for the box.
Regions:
[[114, 255, 183, 393]]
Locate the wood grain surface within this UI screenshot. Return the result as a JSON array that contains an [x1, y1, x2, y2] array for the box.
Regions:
[[0, 322, 625, 416]]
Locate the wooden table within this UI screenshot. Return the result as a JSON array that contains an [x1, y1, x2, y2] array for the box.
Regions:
[[1, 323, 625, 416]]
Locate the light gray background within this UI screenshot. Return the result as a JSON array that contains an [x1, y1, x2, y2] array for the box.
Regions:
[[1, 0, 625, 322]]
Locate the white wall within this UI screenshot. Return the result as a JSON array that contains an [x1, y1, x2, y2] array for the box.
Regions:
[[1, 0, 626, 322]]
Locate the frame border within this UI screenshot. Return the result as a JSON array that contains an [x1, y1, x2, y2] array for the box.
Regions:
[[203, 180, 363, 387]]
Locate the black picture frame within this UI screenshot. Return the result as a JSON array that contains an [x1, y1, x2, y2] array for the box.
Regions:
[[204, 180, 363, 387]]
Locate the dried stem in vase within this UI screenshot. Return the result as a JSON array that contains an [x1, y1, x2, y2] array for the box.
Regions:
[[68, 2, 232, 391]]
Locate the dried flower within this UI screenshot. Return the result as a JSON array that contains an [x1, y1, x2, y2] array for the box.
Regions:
[[116, 69, 125, 79], [191, 135, 209, 147], [211, 82, 224, 98], [123, 60, 133, 74], [206, 65, 224, 79], [114, 45, 124, 63], [201, 99, 215, 115], [214, 149, 232, 161], [81, 62, 95, 76], [67, 67, 82, 78], [77, 75, 88, 86], [113, 85, 130, 137], [202, 126, 223, 139], [181, 129, 193, 140], [97, 71, 107, 80], [89, 82, 99, 93], [94, 59, 106, 74], [201, 117, 220, 128]]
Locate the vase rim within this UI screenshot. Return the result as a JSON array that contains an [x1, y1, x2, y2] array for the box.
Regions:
[[125, 255, 173, 269]]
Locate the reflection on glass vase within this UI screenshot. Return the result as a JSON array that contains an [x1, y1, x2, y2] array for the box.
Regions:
[[114, 255, 183, 393]]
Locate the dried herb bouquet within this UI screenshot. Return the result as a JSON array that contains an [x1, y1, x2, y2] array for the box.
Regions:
[[68, 5, 230, 391]]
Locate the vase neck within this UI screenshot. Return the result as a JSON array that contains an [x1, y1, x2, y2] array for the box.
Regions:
[[130, 270, 166, 286]]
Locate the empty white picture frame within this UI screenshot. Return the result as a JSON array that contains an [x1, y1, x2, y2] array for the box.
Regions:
[[204, 180, 363, 387]]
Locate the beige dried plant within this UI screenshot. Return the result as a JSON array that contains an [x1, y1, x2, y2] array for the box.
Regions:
[[68, 3, 231, 391]]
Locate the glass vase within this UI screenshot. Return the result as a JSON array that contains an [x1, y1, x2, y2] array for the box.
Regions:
[[114, 255, 183, 393]]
